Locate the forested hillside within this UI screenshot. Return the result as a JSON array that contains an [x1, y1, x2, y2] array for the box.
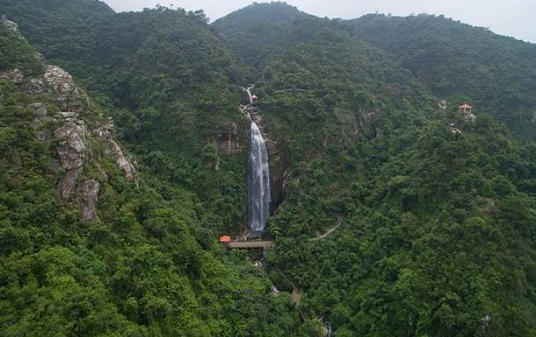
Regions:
[[0, 6, 306, 337], [0, 0, 114, 61], [1, 0, 253, 232], [214, 3, 536, 336], [2, 0, 536, 336], [212, 2, 312, 69], [346, 14, 536, 138]]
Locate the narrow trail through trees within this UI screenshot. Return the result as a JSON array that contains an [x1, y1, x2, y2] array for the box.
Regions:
[[309, 216, 343, 242]]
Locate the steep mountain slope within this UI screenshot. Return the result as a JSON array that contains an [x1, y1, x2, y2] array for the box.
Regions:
[[4, 1, 536, 336], [214, 2, 436, 223], [215, 4, 536, 336], [0, 0, 114, 61], [346, 14, 536, 138], [1, 0, 253, 232], [0, 16, 306, 337]]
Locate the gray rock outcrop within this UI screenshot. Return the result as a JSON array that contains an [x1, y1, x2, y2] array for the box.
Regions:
[[0, 68, 24, 83], [1, 20, 137, 222], [437, 99, 447, 111], [93, 119, 138, 180], [3, 62, 137, 202], [212, 121, 243, 155], [55, 119, 89, 199], [28, 103, 52, 141], [44, 65, 80, 99], [58, 167, 83, 201], [80, 180, 100, 223], [1, 15, 20, 34], [28, 103, 47, 118]]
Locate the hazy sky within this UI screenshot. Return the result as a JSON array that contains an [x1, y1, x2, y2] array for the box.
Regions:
[[103, 0, 536, 43]]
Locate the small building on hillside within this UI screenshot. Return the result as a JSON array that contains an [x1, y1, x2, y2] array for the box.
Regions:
[[219, 235, 232, 243], [459, 103, 476, 122], [251, 94, 259, 104], [459, 103, 473, 114]]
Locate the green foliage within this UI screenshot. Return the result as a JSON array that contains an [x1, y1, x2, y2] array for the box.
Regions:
[[347, 14, 536, 138], [215, 4, 536, 336], [0, 26, 43, 74], [0, 10, 304, 336], [0, 0, 114, 62], [3, 1, 536, 336], [212, 2, 313, 69]]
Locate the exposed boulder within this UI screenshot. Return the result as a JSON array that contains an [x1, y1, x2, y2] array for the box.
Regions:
[[449, 122, 463, 135], [437, 99, 447, 111], [93, 119, 138, 180], [55, 120, 88, 199], [28, 103, 47, 117], [0, 68, 24, 84], [80, 179, 100, 223], [44, 65, 79, 99], [1, 15, 20, 34], [58, 166, 83, 200], [375, 127, 384, 139], [36, 130, 51, 142], [45, 66, 79, 97], [110, 139, 138, 180]]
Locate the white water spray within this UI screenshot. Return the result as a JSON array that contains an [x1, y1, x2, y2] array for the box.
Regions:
[[244, 86, 270, 233]]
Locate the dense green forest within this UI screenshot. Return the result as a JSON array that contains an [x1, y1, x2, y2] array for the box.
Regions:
[[345, 14, 536, 139], [0, 4, 310, 336], [2, 0, 536, 336]]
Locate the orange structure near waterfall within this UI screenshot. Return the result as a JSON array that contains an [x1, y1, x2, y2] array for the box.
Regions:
[[219, 235, 232, 243]]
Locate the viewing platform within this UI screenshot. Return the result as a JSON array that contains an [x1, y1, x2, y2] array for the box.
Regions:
[[225, 240, 276, 249], [219, 236, 276, 249]]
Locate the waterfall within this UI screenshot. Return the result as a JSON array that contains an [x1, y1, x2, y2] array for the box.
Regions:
[[245, 86, 270, 233], [246, 85, 254, 105]]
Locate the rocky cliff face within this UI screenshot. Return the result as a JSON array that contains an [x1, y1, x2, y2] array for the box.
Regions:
[[0, 17, 137, 223], [1, 15, 20, 35], [210, 121, 244, 155]]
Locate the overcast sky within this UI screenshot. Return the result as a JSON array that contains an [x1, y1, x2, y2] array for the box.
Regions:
[[103, 0, 536, 43]]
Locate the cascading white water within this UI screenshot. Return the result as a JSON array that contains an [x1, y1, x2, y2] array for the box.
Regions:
[[248, 121, 271, 232], [244, 86, 270, 233], [245, 85, 254, 105]]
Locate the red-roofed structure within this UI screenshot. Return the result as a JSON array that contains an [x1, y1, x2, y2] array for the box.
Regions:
[[219, 235, 232, 243]]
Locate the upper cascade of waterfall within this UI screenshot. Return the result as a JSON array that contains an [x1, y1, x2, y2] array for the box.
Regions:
[[246, 85, 254, 105], [244, 85, 270, 233]]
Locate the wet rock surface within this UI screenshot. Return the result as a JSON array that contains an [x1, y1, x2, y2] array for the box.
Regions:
[[212, 121, 243, 155]]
